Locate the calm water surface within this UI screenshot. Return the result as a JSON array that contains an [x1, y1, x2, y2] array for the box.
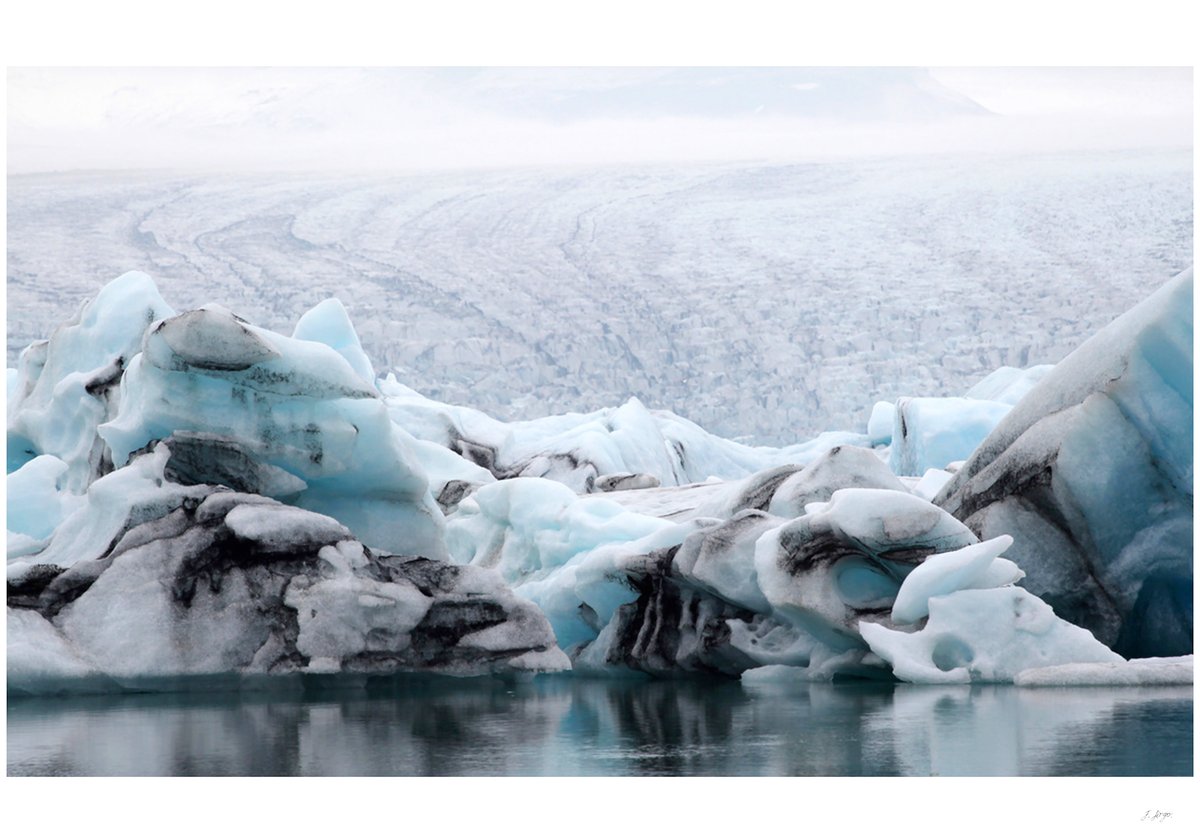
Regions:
[[7, 676, 1193, 776]]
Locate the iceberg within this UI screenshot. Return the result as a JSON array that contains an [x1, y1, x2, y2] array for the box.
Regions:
[[754, 488, 978, 639], [857, 518, 1154, 684], [887, 396, 1013, 476], [96, 302, 452, 559], [380, 377, 871, 494], [938, 268, 1193, 658], [860, 530, 1123, 685], [8, 443, 568, 694], [291, 297, 376, 387], [6, 269, 1190, 690], [7, 271, 175, 486], [866, 400, 895, 445], [445, 462, 1001, 679], [529, 486, 985, 677], [889, 535, 1023, 625], [860, 586, 1124, 684]]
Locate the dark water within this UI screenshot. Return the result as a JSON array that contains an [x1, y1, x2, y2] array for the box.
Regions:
[[7, 676, 1193, 776]]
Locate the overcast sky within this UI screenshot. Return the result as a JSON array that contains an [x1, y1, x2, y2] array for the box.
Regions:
[[7, 67, 1192, 174]]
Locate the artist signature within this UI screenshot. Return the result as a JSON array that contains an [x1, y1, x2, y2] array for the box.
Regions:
[[1142, 810, 1172, 823]]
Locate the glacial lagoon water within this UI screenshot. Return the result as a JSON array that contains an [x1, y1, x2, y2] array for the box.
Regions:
[[7, 676, 1192, 776]]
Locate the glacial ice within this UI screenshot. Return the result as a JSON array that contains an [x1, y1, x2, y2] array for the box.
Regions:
[[291, 297, 377, 387], [446, 476, 677, 589], [449, 476, 694, 653], [7, 270, 175, 487], [6, 268, 1191, 690], [10, 157, 1189, 445], [380, 376, 871, 494], [889, 535, 1023, 625], [754, 489, 978, 638], [764, 445, 907, 519], [444, 465, 1002, 679], [964, 364, 1054, 405], [866, 401, 894, 444], [8, 607, 105, 693], [938, 267, 1193, 658], [1014, 655, 1193, 687], [442, 463, 984, 678], [887, 396, 1013, 476], [850, 518, 1131, 684], [97, 303, 450, 559], [7, 455, 85, 541], [7, 445, 569, 694], [861, 587, 1123, 684], [909, 468, 954, 502], [8, 442, 201, 584]]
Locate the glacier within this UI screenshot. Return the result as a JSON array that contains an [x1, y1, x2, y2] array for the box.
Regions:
[[6, 268, 1193, 692], [7, 154, 1191, 446]]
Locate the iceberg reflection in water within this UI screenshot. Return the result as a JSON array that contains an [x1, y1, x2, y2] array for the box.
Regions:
[[7, 676, 1192, 776]]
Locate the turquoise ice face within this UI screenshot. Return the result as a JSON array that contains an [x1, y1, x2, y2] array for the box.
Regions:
[[831, 554, 909, 611]]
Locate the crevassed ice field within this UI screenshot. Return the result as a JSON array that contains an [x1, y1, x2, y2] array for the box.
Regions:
[[7, 149, 1192, 444]]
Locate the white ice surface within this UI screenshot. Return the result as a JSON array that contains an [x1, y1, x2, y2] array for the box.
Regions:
[[867, 400, 895, 444], [7, 607, 105, 692], [292, 297, 376, 387], [861, 587, 1123, 683], [1014, 655, 1192, 686], [755, 488, 978, 645], [890, 535, 1023, 625], [909, 468, 954, 502], [446, 475, 693, 650], [7, 444, 194, 579]]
